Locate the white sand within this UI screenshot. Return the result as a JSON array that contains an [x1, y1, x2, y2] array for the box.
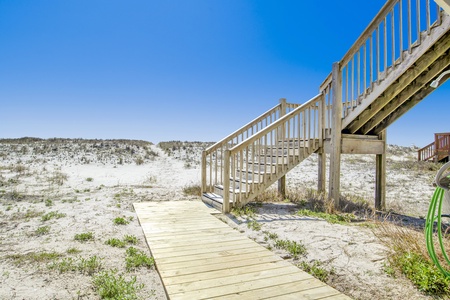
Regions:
[[0, 139, 439, 299]]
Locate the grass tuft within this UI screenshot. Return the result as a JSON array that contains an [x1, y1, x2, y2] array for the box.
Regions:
[[113, 217, 129, 225], [125, 247, 154, 271], [93, 269, 143, 300], [74, 232, 94, 242]]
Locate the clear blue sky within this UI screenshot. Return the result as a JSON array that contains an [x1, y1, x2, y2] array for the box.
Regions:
[[1, 0, 448, 147]]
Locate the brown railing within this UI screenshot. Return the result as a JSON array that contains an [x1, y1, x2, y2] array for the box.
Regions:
[[418, 132, 450, 161]]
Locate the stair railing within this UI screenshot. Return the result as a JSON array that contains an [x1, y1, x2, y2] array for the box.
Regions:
[[336, 0, 444, 130], [221, 93, 326, 211], [418, 141, 436, 161], [201, 99, 299, 195], [418, 133, 450, 161]]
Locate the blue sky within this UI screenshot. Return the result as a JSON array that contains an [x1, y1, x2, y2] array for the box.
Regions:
[[0, 0, 448, 147]]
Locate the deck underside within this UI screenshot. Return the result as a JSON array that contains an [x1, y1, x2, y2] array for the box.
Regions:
[[134, 201, 352, 300]]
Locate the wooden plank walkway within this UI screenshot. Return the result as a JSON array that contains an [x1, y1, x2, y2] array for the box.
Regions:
[[134, 201, 352, 300]]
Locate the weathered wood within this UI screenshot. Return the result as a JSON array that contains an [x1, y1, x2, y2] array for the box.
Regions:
[[372, 81, 442, 135], [329, 63, 343, 206], [278, 98, 287, 198], [375, 130, 386, 210], [341, 136, 385, 154], [347, 30, 450, 134], [342, 12, 450, 129], [318, 150, 326, 193], [134, 201, 350, 300], [360, 38, 450, 134]]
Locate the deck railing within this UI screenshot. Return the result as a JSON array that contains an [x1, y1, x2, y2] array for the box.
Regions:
[[201, 99, 299, 195], [418, 132, 450, 161]]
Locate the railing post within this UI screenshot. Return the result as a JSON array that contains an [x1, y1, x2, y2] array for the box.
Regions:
[[223, 150, 231, 213], [329, 62, 342, 208], [318, 94, 326, 193], [435, 133, 439, 162], [278, 98, 287, 199], [375, 130, 386, 210], [201, 151, 207, 193]]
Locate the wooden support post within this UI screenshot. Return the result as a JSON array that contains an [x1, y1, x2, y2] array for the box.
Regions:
[[329, 62, 342, 207], [375, 130, 386, 210], [278, 98, 287, 198], [201, 151, 207, 193], [318, 93, 326, 193], [223, 150, 231, 213], [318, 150, 326, 193], [278, 175, 286, 199]]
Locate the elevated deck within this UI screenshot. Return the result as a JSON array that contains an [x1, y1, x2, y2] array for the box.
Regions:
[[134, 201, 352, 300]]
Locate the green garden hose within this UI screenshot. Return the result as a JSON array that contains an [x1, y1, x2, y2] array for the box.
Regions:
[[425, 161, 450, 277]]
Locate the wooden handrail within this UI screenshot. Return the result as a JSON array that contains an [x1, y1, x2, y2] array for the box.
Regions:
[[338, 0, 442, 119], [202, 100, 300, 194], [222, 94, 324, 209], [418, 141, 435, 161], [418, 132, 450, 161]]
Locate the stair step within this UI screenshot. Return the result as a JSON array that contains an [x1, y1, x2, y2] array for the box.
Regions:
[[235, 170, 274, 182], [214, 183, 252, 198], [201, 193, 226, 210]]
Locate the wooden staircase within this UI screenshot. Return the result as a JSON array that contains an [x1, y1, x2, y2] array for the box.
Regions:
[[202, 0, 450, 212], [418, 132, 450, 162]]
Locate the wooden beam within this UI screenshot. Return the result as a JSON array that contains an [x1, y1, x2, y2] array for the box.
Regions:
[[371, 59, 450, 135], [361, 49, 450, 134], [318, 150, 326, 193], [329, 63, 342, 206], [346, 32, 450, 133], [341, 137, 385, 154], [372, 82, 443, 135], [375, 130, 386, 210]]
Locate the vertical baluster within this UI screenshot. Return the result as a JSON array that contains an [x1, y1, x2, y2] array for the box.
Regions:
[[214, 149, 218, 188], [377, 26, 380, 82], [357, 49, 361, 101], [399, 0, 403, 62], [251, 142, 255, 194], [384, 16, 387, 74], [370, 32, 373, 87], [307, 108, 311, 153], [416, 0, 421, 46], [391, 8, 395, 66], [239, 150, 244, 204], [408, 0, 412, 53], [363, 42, 367, 95], [303, 110, 307, 159], [426, 0, 430, 34], [345, 65, 349, 114], [209, 152, 213, 188], [351, 57, 354, 107]]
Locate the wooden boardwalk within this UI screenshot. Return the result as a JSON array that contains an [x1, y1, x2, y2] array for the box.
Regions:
[[134, 201, 352, 300]]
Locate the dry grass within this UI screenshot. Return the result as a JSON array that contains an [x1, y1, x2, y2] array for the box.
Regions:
[[255, 187, 371, 215], [373, 221, 450, 296]]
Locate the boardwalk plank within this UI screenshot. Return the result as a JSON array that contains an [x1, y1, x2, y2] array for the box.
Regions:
[[134, 201, 351, 300]]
